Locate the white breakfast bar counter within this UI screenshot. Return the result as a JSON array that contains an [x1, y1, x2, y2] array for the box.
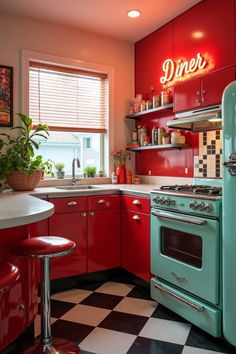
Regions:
[[0, 192, 54, 229]]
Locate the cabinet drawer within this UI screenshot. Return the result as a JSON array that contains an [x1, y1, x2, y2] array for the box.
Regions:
[[151, 277, 221, 338], [121, 195, 150, 213], [49, 197, 87, 213], [88, 195, 120, 210]]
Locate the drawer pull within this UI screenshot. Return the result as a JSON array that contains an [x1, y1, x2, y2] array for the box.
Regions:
[[96, 199, 106, 204], [132, 199, 141, 205], [89, 212, 94, 216], [154, 283, 205, 312], [132, 215, 140, 220], [80, 212, 87, 217], [67, 201, 77, 206]]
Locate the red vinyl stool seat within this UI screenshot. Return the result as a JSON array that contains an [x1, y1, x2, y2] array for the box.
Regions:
[[13, 236, 81, 354], [15, 236, 76, 258], [0, 262, 19, 293]]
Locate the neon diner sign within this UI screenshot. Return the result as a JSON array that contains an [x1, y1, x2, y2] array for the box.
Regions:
[[160, 53, 208, 85]]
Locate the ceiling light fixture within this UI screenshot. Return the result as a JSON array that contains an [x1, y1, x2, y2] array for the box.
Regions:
[[127, 9, 141, 18]]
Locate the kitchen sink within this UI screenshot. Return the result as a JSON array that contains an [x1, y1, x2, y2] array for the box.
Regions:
[[55, 185, 99, 190]]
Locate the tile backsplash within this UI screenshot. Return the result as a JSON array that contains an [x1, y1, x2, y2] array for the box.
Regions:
[[194, 130, 222, 178]]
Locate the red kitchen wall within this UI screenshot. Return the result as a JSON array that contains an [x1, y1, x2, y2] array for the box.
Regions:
[[135, 0, 236, 177]]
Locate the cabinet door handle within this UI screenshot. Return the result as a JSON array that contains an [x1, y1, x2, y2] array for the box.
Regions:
[[89, 212, 94, 216], [96, 199, 106, 204], [80, 212, 87, 217], [132, 199, 141, 205], [196, 90, 201, 103], [132, 215, 140, 220], [67, 201, 77, 206]]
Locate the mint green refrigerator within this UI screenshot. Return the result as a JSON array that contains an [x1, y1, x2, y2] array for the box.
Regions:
[[222, 80, 236, 346]]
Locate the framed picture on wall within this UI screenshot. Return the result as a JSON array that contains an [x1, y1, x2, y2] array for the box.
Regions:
[[0, 65, 13, 127]]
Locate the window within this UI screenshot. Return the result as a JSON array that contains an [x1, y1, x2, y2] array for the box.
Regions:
[[29, 62, 108, 176]]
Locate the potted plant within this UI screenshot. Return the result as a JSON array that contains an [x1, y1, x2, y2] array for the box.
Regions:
[[55, 162, 65, 179], [112, 150, 131, 184], [98, 169, 104, 177], [161, 132, 171, 145], [84, 166, 96, 178], [0, 113, 53, 191]]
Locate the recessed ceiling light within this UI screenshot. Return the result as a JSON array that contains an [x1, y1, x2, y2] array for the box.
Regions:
[[127, 9, 141, 18]]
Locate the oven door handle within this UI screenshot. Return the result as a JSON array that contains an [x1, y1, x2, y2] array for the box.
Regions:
[[151, 211, 206, 226], [154, 283, 205, 312]]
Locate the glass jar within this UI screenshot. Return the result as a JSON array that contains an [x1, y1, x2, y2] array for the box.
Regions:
[[111, 172, 118, 184], [161, 90, 172, 106]]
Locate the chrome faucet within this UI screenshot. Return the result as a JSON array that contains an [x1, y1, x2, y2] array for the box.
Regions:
[[72, 157, 81, 185]]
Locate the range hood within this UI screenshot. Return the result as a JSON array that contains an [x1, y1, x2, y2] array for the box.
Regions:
[[167, 105, 222, 132]]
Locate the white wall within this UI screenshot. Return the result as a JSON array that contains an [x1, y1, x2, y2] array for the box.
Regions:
[[0, 11, 134, 161]]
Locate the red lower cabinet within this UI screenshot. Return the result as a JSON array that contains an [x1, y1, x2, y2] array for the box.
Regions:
[[48, 197, 87, 280], [0, 224, 37, 352], [48, 195, 121, 278], [88, 208, 120, 273], [121, 196, 151, 282]]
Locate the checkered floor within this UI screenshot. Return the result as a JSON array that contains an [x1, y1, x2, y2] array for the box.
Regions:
[[32, 280, 235, 354]]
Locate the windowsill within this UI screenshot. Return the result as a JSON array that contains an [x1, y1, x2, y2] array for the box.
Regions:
[[38, 177, 111, 188]]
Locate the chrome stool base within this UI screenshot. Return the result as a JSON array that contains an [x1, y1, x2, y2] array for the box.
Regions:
[[21, 337, 81, 354]]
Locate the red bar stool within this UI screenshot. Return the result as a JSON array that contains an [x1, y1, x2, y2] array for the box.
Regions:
[[13, 236, 81, 354], [0, 262, 20, 293]]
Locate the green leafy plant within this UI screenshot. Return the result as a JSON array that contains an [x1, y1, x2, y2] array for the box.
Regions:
[[54, 162, 65, 171], [0, 113, 53, 181], [98, 169, 104, 177], [161, 132, 170, 138], [84, 166, 96, 177]]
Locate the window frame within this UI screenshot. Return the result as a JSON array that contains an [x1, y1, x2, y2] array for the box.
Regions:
[[21, 49, 115, 176]]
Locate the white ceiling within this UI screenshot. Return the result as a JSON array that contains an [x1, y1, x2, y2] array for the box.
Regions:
[[0, 0, 202, 43]]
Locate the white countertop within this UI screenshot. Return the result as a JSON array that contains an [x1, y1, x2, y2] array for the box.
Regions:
[[0, 192, 54, 229], [0, 178, 192, 229]]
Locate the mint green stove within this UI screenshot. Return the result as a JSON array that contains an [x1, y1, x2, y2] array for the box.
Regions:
[[150, 184, 222, 337]]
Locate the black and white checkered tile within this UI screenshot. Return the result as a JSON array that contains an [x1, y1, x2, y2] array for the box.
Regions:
[[31, 280, 235, 354], [194, 130, 222, 178]]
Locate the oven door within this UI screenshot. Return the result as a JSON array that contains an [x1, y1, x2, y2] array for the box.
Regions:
[[151, 209, 220, 304]]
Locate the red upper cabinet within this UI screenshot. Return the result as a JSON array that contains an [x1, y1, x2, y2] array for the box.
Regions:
[[173, 0, 235, 71], [135, 22, 173, 97], [174, 66, 235, 112], [174, 77, 201, 112], [201, 66, 235, 107]]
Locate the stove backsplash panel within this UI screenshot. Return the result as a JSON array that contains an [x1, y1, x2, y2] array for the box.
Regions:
[[194, 130, 222, 178]]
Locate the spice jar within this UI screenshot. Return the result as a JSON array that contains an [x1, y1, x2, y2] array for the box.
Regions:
[[157, 127, 165, 145], [132, 129, 138, 142], [161, 90, 173, 106], [152, 127, 158, 145], [153, 95, 161, 108], [133, 175, 141, 184], [111, 172, 118, 184]]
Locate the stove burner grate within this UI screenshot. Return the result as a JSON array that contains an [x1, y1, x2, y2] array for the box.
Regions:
[[160, 184, 222, 196]]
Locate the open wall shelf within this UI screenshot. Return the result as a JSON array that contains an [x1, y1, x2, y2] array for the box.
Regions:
[[126, 103, 173, 120], [126, 143, 191, 152]]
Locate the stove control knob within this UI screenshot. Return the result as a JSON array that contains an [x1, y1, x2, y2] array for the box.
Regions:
[[171, 200, 176, 206], [205, 203, 213, 212], [159, 197, 165, 204], [197, 202, 205, 211], [153, 196, 160, 203], [164, 198, 171, 205], [189, 201, 197, 209]]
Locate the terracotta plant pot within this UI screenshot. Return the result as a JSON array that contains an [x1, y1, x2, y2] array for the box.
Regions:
[[6, 170, 43, 191]]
